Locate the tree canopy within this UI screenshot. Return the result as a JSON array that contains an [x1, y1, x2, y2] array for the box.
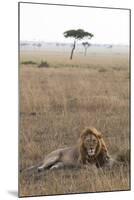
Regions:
[[63, 29, 93, 40], [82, 42, 91, 47]]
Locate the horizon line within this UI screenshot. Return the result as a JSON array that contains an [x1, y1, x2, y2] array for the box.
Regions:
[[20, 40, 129, 46]]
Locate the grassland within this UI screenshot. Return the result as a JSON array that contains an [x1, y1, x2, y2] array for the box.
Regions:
[[19, 49, 130, 197]]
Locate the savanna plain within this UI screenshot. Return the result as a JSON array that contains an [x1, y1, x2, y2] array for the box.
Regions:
[[19, 47, 130, 197]]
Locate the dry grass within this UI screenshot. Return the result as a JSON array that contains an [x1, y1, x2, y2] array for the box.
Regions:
[[19, 50, 130, 197]]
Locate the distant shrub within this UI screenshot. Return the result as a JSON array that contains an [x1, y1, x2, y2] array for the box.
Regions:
[[98, 68, 107, 73], [112, 67, 122, 71], [21, 61, 37, 65], [38, 61, 49, 68]]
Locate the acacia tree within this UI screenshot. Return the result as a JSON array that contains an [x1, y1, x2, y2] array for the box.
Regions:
[[82, 42, 91, 56], [63, 29, 93, 59]]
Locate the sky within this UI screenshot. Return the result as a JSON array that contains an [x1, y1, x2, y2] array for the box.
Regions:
[[20, 3, 130, 45]]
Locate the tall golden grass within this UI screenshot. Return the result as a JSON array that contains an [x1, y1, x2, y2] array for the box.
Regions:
[[19, 50, 130, 197]]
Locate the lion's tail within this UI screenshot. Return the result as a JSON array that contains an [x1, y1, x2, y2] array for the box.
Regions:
[[20, 161, 43, 174]]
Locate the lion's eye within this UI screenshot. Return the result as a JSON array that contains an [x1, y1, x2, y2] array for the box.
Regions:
[[86, 139, 90, 143], [93, 139, 96, 143]]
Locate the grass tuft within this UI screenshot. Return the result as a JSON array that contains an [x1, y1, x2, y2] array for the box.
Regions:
[[21, 60, 37, 65], [38, 61, 49, 68]]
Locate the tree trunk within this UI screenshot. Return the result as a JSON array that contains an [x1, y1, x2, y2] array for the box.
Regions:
[[70, 40, 76, 60], [84, 47, 88, 56]]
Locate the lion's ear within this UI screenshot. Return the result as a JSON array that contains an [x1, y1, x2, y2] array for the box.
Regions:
[[80, 128, 87, 139], [90, 127, 102, 139], [80, 132, 85, 140], [96, 130, 102, 139], [80, 127, 91, 139]]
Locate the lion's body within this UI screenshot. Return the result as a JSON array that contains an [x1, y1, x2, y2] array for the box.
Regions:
[[38, 146, 80, 171], [37, 127, 111, 172]]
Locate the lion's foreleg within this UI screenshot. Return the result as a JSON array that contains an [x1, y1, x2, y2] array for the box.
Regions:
[[37, 154, 60, 172], [50, 162, 64, 170]]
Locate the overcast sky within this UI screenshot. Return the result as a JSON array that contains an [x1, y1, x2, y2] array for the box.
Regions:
[[20, 3, 130, 45]]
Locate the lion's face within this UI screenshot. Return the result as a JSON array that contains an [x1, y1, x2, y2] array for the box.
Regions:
[[83, 134, 98, 156], [79, 127, 109, 165]]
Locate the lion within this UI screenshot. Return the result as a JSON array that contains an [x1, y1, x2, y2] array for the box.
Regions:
[[35, 127, 112, 172], [21, 127, 115, 174]]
